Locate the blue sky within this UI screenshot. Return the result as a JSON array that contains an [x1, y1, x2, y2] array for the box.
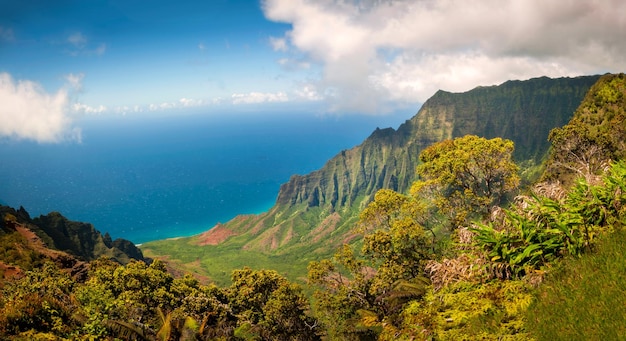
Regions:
[[1, 0, 625, 143], [1, 1, 298, 109]]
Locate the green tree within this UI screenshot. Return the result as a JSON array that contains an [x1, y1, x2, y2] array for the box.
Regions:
[[308, 190, 432, 339], [308, 246, 379, 340], [358, 189, 432, 295], [229, 267, 319, 340], [412, 135, 520, 229]]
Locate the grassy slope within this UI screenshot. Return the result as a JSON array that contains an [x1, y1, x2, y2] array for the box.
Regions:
[[527, 229, 626, 340], [142, 205, 362, 286]]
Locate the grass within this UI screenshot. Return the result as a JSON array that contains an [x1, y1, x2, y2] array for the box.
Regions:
[[526, 228, 626, 340], [141, 235, 324, 287], [140, 203, 366, 287]]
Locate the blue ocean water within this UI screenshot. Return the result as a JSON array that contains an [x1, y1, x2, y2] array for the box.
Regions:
[[0, 109, 413, 243]]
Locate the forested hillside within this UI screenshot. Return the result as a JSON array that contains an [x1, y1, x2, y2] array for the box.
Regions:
[[142, 75, 600, 284], [1, 73, 624, 340], [0, 205, 146, 267]]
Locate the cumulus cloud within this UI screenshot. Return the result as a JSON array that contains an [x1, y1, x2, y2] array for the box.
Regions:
[[231, 91, 289, 104], [0, 72, 80, 143], [262, 0, 626, 112]]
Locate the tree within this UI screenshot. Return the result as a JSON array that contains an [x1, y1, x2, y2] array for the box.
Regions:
[[229, 267, 319, 340], [308, 190, 432, 339], [358, 189, 432, 294], [411, 135, 520, 229]]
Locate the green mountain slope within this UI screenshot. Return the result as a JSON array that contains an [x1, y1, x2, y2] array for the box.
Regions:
[[142, 75, 600, 285], [0, 205, 147, 267]]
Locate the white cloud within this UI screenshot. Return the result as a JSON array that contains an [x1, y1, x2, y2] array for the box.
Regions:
[[68, 32, 87, 47], [114, 105, 144, 115], [263, 0, 626, 113], [231, 91, 289, 104], [72, 103, 107, 115], [115, 98, 205, 114], [147, 102, 172, 111], [0, 72, 80, 143], [269, 36, 288, 52], [64, 73, 85, 92], [66, 32, 106, 56], [179, 97, 204, 107], [294, 84, 322, 101], [94, 43, 107, 56], [277, 57, 310, 70], [148, 98, 206, 111]]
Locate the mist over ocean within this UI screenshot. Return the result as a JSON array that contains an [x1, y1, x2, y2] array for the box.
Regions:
[[0, 110, 412, 243]]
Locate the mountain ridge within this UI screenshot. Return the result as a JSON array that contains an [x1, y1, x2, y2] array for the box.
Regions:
[[141, 74, 602, 284], [0, 204, 147, 271]]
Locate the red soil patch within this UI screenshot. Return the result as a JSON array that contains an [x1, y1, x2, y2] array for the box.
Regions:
[[342, 233, 360, 245], [14, 225, 65, 259], [250, 216, 269, 235], [311, 212, 341, 243], [196, 224, 236, 246], [0, 261, 24, 279]]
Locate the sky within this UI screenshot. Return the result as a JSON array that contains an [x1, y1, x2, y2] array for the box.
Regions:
[[1, 0, 625, 143]]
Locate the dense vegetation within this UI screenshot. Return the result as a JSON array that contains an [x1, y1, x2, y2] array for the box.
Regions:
[[1, 73, 625, 340]]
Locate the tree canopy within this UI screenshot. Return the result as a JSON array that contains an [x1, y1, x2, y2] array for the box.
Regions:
[[412, 135, 520, 229]]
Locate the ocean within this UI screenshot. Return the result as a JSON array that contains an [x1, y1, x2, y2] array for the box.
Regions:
[[0, 109, 413, 243]]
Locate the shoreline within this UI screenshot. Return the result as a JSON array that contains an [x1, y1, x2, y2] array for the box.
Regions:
[[135, 202, 275, 246]]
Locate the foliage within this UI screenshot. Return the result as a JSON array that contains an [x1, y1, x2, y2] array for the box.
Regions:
[[0, 262, 77, 337], [308, 189, 434, 339], [412, 135, 520, 229], [544, 73, 626, 184], [526, 228, 626, 340], [472, 161, 626, 278], [358, 189, 433, 293], [394, 280, 533, 340], [229, 267, 319, 340], [228, 268, 317, 340], [0, 230, 45, 273]]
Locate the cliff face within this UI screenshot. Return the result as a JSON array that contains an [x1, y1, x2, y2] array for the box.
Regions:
[[276, 126, 419, 211], [275, 75, 600, 214]]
